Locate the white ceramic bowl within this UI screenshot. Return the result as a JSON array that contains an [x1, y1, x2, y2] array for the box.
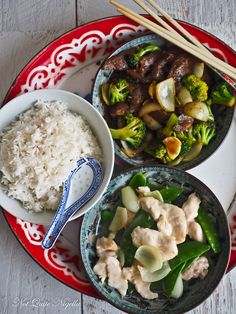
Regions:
[[0, 89, 114, 225]]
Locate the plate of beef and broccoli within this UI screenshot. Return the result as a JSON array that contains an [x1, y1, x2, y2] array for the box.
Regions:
[[92, 34, 235, 170]]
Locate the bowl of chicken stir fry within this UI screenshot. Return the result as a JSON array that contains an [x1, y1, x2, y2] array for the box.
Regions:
[[80, 166, 230, 314], [92, 34, 235, 170]]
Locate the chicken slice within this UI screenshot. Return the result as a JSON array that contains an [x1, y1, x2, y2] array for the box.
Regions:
[[164, 205, 187, 244], [182, 256, 209, 280], [123, 266, 158, 300], [182, 193, 201, 222], [122, 267, 133, 281], [106, 256, 128, 296], [131, 226, 178, 261], [156, 205, 187, 244], [93, 237, 119, 283], [157, 210, 173, 236], [137, 186, 151, 196], [140, 197, 187, 243], [96, 237, 118, 257], [182, 193, 205, 242], [139, 197, 161, 220], [188, 221, 205, 242], [93, 257, 107, 283]]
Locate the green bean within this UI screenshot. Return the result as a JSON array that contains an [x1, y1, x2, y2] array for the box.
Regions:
[[181, 257, 197, 272], [169, 241, 210, 271], [101, 210, 114, 224], [128, 172, 147, 190], [197, 207, 221, 253], [159, 186, 183, 203]]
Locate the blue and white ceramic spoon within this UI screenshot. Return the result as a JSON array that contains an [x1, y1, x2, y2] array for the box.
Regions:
[[42, 157, 103, 249]]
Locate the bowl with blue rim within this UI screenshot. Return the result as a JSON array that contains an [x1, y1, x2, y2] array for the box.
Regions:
[[92, 33, 235, 170], [80, 166, 230, 314]]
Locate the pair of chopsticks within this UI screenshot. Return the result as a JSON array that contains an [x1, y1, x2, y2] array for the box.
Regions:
[[110, 0, 236, 89]]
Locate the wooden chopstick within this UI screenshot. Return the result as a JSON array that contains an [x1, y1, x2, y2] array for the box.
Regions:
[[145, 0, 208, 52], [134, 0, 186, 44], [143, 0, 236, 89], [110, 0, 236, 80]]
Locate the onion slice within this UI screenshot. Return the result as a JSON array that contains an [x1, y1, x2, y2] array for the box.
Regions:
[[135, 245, 163, 272], [138, 262, 171, 283]]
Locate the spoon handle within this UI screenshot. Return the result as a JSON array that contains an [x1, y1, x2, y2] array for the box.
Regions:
[[42, 158, 103, 249], [42, 193, 92, 249]]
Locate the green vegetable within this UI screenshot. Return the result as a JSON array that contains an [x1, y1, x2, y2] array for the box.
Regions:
[[120, 210, 156, 266], [172, 129, 196, 143], [101, 210, 114, 224], [182, 74, 208, 102], [192, 121, 216, 146], [206, 99, 215, 122], [145, 144, 172, 164], [146, 113, 182, 163], [161, 113, 179, 137], [182, 257, 197, 272], [211, 82, 235, 107], [108, 79, 129, 105], [110, 113, 146, 149], [179, 140, 193, 156], [197, 207, 221, 253], [172, 129, 196, 157], [169, 241, 210, 271], [159, 186, 183, 203], [125, 44, 160, 69], [129, 172, 147, 190], [121, 186, 140, 213], [163, 263, 185, 298]]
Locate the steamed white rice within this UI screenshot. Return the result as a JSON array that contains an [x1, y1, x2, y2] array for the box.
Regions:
[[0, 100, 102, 212]]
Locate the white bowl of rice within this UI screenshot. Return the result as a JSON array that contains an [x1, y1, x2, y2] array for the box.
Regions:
[[0, 89, 114, 225]]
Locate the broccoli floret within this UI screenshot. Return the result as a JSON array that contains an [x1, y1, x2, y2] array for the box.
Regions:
[[125, 45, 160, 69], [182, 74, 208, 102], [211, 82, 235, 107], [179, 140, 192, 156], [172, 129, 195, 156], [145, 144, 172, 164], [109, 79, 129, 105], [172, 129, 196, 143], [192, 121, 216, 145], [161, 113, 179, 137], [109, 113, 146, 149], [205, 99, 214, 122]]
